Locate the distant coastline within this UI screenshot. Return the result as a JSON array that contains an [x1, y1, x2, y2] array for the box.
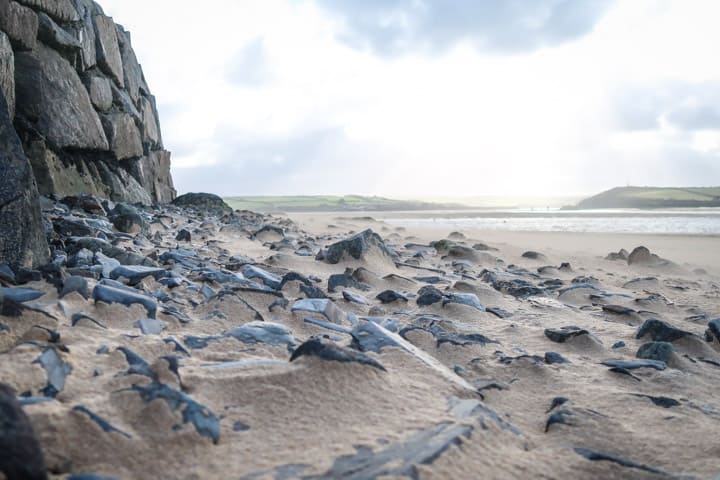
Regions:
[[563, 186, 720, 210]]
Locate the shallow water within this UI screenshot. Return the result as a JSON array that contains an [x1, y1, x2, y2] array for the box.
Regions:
[[380, 208, 720, 234]]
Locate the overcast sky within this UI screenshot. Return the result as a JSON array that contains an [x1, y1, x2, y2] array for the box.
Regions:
[[100, 0, 720, 197]]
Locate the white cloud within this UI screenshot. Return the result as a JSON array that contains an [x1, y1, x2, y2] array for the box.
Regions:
[[98, 0, 720, 196]]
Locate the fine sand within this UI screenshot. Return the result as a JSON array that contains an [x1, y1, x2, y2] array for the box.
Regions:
[[1, 208, 719, 479]]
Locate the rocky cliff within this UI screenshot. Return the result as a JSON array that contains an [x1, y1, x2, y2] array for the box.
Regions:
[[0, 0, 175, 205], [0, 0, 175, 267]]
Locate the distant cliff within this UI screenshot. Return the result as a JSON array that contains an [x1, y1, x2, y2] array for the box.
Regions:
[[0, 0, 175, 267], [569, 186, 720, 209], [0, 0, 175, 205]]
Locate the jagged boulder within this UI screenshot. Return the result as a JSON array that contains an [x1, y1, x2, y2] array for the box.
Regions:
[[14, 42, 108, 150], [0, 32, 13, 118], [173, 193, 230, 211], [0, 0, 38, 51], [0, 91, 49, 268]]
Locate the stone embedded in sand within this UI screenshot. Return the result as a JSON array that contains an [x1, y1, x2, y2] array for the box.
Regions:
[[328, 272, 371, 293], [225, 322, 296, 349], [292, 298, 347, 325], [544, 326, 589, 343], [342, 290, 370, 305], [636, 319, 693, 343], [0, 384, 48, 480], [545, 352, 570, 364], [254, 225, 284, 242], [33, 349, 72, 397], [127, 382, 220, 444], [376, 290, 408, 304], [134, 318, 166, 335], [324, 229, 394, 265], [72, 405, 131, 438], [573, 447, 674, 476], [93, 284, 158, 318], [480, 270, 544, 298], [175, 229, 191, 242], [109, 265, 167, 285], [0, 287, 45, 303], [630, 394, 680, 408], [601, 359, 666, 371], [522, 251, 547, 260], [109, 203, 148, 235], [627, 246, 668, 266], [436, 332, 498, 348], [442, 293, 484, 311], [605, 249, 629, 261], [636, 342, 674, 363], [416, 285, 443, 307], [705, 319, 720, 344], [172, 192, 231, 211], [241, 265, 282, 290], [289, 338, 386, 371]]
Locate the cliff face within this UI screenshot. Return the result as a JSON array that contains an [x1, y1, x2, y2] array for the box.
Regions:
[[0, 0, 175, 206]]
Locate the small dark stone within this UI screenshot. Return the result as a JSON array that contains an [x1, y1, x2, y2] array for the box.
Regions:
[[705, 319, 720, 343], [175, 229, 191, 242], [636, 342, 674, 363], [442, 292, 484, 311], [630, 394, 680, 408], [602, 305, 636, 316], [486, 307, 513, 319], [376, 290, 408, 304], [611, 341, 626, 349], [437, 333, 499, 348], [544, 352, 569, 364], [109, 203, 148, 235], [544, 326, 589, 343], [545, 409, 572, 432], [0, 384, 48, 480], [328, 272, 371, 293], [289, 338, 386, 371], [93, 284, 157, 318], [416, 285, 443, 307], [522, 251, 546, 260], [547, 396, 569, 412], [300, 284, 328, 299], [33, 349, 72, 398]]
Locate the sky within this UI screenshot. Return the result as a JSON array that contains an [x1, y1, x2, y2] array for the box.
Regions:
[[99, 0, 720, 198]]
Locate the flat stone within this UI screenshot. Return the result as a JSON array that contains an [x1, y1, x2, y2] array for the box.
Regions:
[[93, 14, 124, 87], [342, 290, 369, 305], [93, 284, 157, 318], [84, 75, 113, 111], [0, 32, 14, 119], [289, 338, 386, 371], [442, 292, 484, 311], [225, 322, 296, 348], [109, 265, 166, 285], [544, 326, 589, 343], [37, 11, 81, 59], [601, 359, 666, 370], [416, 285, 443, 307], [0, 287, 45, 302], [376, 290, 408, 304], [291, 298, 347, 325], [134, 318, 165, 335], [33, 348, 72, 397], [0, 0, 38, 51], [15, 43, 108, 150], [101, 112, 143, 160], [60, 275, 89, 299]]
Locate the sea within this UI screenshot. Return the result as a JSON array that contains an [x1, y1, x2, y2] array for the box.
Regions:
[[378, 208, 720, 235]]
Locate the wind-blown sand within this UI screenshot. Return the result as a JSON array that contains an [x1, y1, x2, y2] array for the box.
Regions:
[[1, 203, 719, 479]]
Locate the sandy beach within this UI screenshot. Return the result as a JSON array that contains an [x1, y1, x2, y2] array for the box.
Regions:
[[1, 202, 719, 479]]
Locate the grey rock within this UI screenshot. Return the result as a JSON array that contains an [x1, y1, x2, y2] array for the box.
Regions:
[[139, 96, 161, 147], [601, 359, 666, 370], [522, 251, 546, 260], [226, 322, 296, 348], [101, 112, 143, 160], [0, 0, 38, 51], [442, 292, 484, 311], [33, 348, 72, 397], [16, 0, 78, 22], [60, 275, 89, 299], [93, 284, 157, 318], [109, 265, 166, 285], [0, 32, 14, 119], [109, 203, 148, 234], [707, 319, 720, 343], [1, 287, 45, 303], [92, 14, 124, 87], [376, 290, 408, 304], [241, 265, 282, 290], [73, 0, 97, 70], [416, 285, 443, 307], [127, 382, 220, 444], [172, 192, 230, 211], [130, 150, 176, 204], [37, 12, 81, 60], [636, 342, 674, 363], [544, 352, 569, 364], [83, 75, 112, 111], [115, 25, 142, 103], [291, 298, 347, 325], [627, 246, 667, 266], [0, 383, 48, 480], [289, 338, 386, 371], [175, 229, 191, 242], [636, 318, 693, 343], [544, 326, 589, 343], [15, 43, 108, 150], [0, 90, 50, 268], [325, 229, 394, 265], [134, 318, 165, 335], [342, 290, 369, 305], [328, 272, 371, 293]]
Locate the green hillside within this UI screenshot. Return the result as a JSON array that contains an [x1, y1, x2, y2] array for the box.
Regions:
[[571, 187, 720, 209], [224, 195, 468, 212]]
